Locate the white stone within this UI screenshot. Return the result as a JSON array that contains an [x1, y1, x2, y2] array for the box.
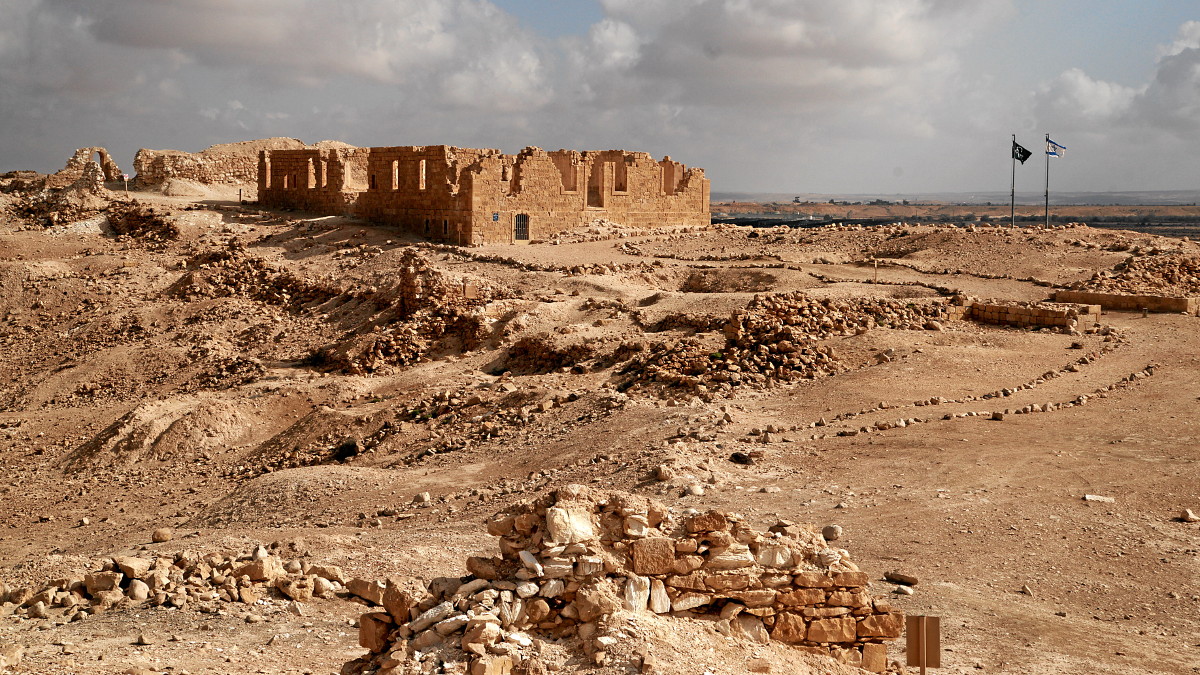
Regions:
[[518, 550, 544, 576], [754, 543, 793, 568], [545, 506, 596, 544], [649, 580, 671, 614], [515, 581, 539, 598], [540, 579, 565, 598], [622, 575, 650, 612], [623, 515, 650, 538]]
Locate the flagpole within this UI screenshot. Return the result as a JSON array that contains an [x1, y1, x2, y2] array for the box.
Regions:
[[1044, 133, 1050, 229], [1011, 134, 1017, 228]]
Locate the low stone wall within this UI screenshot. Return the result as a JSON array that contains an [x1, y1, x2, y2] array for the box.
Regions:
[[344, 485, 902, 674], [943, 297, 1100, 329], [1055, 290, 1199, 315], [956, 300, 1100, 329]]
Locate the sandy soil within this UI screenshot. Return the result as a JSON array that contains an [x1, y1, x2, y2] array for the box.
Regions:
[[0, 185, 1198, 674]]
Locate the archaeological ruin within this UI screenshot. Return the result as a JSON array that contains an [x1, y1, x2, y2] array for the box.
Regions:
[[257, 145, 710, 245]]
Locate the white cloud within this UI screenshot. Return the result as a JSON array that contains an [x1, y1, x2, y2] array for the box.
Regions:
[[1035, 20, 1200, 135]]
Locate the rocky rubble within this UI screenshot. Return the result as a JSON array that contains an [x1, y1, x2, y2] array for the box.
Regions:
[[342, 485, 901, 675], [1080, 254, 1200, 296], [618, 294, 952, 397], [170, 246, 498, 374], [1, 544, 352, 625]]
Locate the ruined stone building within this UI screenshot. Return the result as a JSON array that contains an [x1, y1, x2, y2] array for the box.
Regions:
[[257, 145, 709, 245]]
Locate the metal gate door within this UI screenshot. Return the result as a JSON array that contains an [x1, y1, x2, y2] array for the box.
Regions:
[[514, 213, 529, 240]]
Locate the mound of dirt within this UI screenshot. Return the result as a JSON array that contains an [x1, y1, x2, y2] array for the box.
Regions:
[[160, 178, 210, 197], [189, 466, 400, 528], [61, 397, 262, 473]]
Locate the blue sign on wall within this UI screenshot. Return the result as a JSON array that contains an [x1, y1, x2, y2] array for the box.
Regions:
[[493, 212, 500, 222]]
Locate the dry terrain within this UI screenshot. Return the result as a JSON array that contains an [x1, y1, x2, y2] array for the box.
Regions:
[[1, 179, 1198, 675]]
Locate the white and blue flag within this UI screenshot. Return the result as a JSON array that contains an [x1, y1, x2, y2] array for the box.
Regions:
[[1046, 138, 1066, 158]]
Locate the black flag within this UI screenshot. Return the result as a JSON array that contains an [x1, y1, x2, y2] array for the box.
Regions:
[[1012, 140, 1032, 164]]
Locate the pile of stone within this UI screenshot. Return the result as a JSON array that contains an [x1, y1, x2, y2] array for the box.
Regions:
[[731, 294, 952, 342], [171, 247, 496, 373], [343, 485, 901, 675], [619, 294, 952, 397], [1081, 254, 1200, 296], [106, 203, 181, 245], [1, 544, 348, 624]]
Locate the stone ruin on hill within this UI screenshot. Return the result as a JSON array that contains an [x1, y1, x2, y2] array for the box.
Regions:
[[44, 146, 124, 188], [258, 144, 710, 246], [343, 485, 902, 674]]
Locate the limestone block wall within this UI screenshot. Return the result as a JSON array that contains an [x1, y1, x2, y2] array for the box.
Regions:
[[134, 138, 308, 186], [258, 147, 369, 216], [1055, 290, 1199, 315], [949, 299, 1100, 329]]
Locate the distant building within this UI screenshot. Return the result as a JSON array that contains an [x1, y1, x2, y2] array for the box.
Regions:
[[258, 145, 709, 245]]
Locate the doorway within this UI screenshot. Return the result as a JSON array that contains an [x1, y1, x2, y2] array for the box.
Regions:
[[514, 213, 529, 241]]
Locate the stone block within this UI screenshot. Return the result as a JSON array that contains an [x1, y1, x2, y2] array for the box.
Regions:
[[235, 556, 284, 582], [778, 588, 825, 606], [857, 611, 904, 638], [769, 612, 807, 643], [807, 616, 856, 643], [685, 510, 729, 533], [832, 571, 869, 587], [671, 592, 711, 612], [545, 505, 595, 544], [861, 643, 888, 673], [84, 571, 123, 595], [113, 557, 152, 580], [347, 578, 386, 605], [631, 537, 676, 576], [792, 572, 833, 588], [359, 611, 393, 653]]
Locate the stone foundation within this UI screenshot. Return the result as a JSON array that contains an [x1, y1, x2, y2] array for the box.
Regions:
[[1055, 290, 1198, 315]]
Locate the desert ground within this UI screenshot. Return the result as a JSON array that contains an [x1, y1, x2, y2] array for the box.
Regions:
[[0, 177, 1198, 675]]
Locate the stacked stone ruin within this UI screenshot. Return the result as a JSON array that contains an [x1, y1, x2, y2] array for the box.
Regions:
[[343, 485, 901, 675], [45, 147, 123, 188]]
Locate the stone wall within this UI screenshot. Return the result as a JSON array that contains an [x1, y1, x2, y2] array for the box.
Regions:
[[953, 299, 1101, 329], [260, 144, 710, 245], [343, 485, 901, 674], [1055, 290, 1199, 315], [45, 147, 123, 188], [134, 138, 308, 187]]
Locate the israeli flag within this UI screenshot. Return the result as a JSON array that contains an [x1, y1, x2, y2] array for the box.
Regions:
[[1047, 138, 1067, 158]]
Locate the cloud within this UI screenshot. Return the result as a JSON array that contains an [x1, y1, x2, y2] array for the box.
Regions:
[[1035, 20, 1200, 135]]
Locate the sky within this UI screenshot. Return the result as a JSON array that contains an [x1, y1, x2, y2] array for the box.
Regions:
[[1, 0, 1198, 196]]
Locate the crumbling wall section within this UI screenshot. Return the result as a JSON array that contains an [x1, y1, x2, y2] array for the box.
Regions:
[[46, 147, 123, 188], [258, 147, 369, 215], [354, 145, 498, 245], [134, 138, 307, 186]]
